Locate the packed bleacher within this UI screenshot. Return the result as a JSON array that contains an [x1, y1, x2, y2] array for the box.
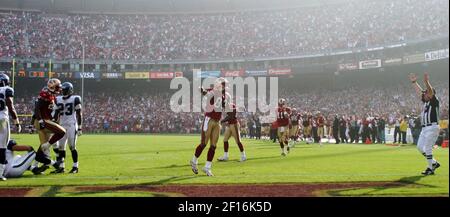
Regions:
[[14, 82, 449, 134], [1, 0, 448, 61]]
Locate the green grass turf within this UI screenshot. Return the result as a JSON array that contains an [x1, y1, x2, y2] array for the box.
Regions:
[[1, 134, 448, 196]]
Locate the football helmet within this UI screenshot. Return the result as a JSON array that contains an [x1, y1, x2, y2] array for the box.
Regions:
[[61, 82, 74, 97], [214, 77, 228, 91], [47, 78, 62, 94], [0, 73, 10, 87]]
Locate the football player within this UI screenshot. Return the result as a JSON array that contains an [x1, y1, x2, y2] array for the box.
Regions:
[[302, 112, 312, 144], [31, 78, 66, 175], [0, 74, 21, 181], [217, 103, 246, 162], [317, 112, 325, 146], [51, 82, 82, 174], [288, 108, 300, 148], [277, 98, 291, 156], [2, 140, 35, 178], [190, 77, 230, 176]]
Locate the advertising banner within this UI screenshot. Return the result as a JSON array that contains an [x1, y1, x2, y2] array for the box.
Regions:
[[150, 72, 175, 79], [28, 71, 46, 78], [425, 48, 449, 61], [197, 71, 221, 78], [125, 72, 150, 79], [74, 72, 100, 79], [268, 68, 292, 76], [383, 58, 403, 66], [359, 59, 381, 69], [102, 72, 123, 79], [221, 70, 244, 77], [403, 53, 425, 64], [245, 70, 267, 77], [338, 63, 358, 71], [50, 72, 73, 79]]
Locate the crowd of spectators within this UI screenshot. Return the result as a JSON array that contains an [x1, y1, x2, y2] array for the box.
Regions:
[[13, 81, 449, 137], [1, 0, 448, 61]]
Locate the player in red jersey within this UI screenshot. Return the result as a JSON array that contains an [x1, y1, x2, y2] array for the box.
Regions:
[[302, 112, 312, 144], [190, 78, 230, 176], [31, 79, 66, 175], [288, 108, 301, 148], [317, 112, 325, 146], [217, 103, 246, 162], [277, 98, 291, 156]]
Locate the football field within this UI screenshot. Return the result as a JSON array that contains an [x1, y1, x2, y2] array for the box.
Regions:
[[0, 134, 448, 197]]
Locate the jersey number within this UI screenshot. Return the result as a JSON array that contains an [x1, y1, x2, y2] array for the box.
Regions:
[[57, 103, 74, 116], [278, 111, 286, 119]]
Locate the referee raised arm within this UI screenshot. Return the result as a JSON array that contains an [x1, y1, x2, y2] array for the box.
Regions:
[[409, 72, 441, 175]]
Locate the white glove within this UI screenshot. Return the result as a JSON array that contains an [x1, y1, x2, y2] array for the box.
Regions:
[[77, 128, 82, 137]]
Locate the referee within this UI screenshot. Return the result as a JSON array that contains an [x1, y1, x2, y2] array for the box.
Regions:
[[409, 72, 441, 175]]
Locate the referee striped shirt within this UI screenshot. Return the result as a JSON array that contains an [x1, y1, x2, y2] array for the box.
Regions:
[[421, 95, 440, 127]]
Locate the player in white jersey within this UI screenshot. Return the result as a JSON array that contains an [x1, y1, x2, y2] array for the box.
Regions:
[[3, 140, 35, 178], [0, 74, 21, 181], [51, 82, 82, 174]]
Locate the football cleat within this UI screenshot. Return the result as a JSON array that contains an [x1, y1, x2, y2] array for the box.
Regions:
[[217, 156, 229, 162], [421, 168, 434, 176], [50, 167, 65, 174], [281, 152, 287, 157], [52, 162, 61, 170], [69, 167, 78, 174], [0, 176, 6, 181], [239, 156, 247, 162], [32, 165, 49, 175], [190, 160, 198, 174], [432, 162, 440, 171], [202, 167, 214, 177]]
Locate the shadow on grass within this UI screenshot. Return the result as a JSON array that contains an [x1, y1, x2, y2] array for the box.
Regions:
[[39, 175, 197, 197], [327, 175, 439, 196]]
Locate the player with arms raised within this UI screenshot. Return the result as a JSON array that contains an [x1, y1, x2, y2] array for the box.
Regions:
[[190, 78, 230, 176], [0, 74, 21, 181], [51, 82, 82, 174], [277, 98, 291, 156]]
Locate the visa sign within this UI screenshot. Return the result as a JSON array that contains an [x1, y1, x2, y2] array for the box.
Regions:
[[75, 72, 100, 79]]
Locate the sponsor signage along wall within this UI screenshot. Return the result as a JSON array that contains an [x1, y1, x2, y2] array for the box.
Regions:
[[102, 72, 123, 79], [125, 72, 150, 79], [149, 72, 175, 79], [29, 71, 46, 78], [268, 68, 292, 76], [245, 70, 267, 77], [197, 71, 221, 78], [74, 72, 100, 79], [425, 48, 449, 61], [403, 53, 425, 64], [359, 59, 382, 69], [338, 63, 358, 71], [50, 72, 73, 78], [221, 70, 244, 77], [383, 58, 403, 66]]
